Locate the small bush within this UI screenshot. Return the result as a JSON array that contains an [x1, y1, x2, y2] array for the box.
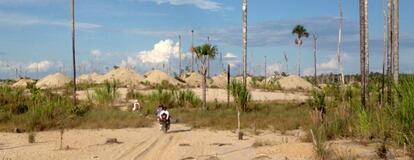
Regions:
[[11, 104, 29, 114], [94, 80, 120, 105], [28, 132, 35, 143]]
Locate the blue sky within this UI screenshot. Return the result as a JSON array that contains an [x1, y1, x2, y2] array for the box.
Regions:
[[0, 0, 413, 79]]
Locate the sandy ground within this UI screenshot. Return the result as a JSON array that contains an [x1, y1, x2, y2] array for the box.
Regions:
[[100, 88, 309, 103], [189, 88, 309, 103], [1, 124, 408, 160]]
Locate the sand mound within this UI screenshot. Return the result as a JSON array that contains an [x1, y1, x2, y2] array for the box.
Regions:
[[144, 70, 181, 85], [235, 76, 254, 89], [76, 73, 102, 84], [36, 73, 70, 89], [181, 72, 211, 87], [277, 75, 313, 90], [98, 67, 144, 87], [265, 75, 282, 82], [12, 79, 35, 88], [210, 73, 228, 88]]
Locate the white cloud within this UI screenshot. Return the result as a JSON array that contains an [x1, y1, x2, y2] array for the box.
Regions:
[[222, 52, 240, 68], [91, 49, 103, 58], [123, 28, 180, 37], [267, 63, 283, 75], [224, 52, 237, 59], [319, 57, 338, 70], [303, 56, 340, 76], [0, 11, 100, 29], [26, 60, 53, 72], [121, 39, 180, 67], [138, 0, 222, 10]]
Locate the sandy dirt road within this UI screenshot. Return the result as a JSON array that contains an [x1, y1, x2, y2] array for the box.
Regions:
[[0, 124, 311, 160], [1, 124, 407, 160]]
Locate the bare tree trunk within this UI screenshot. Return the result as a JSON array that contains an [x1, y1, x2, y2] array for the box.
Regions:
[[360, 0, 369, 107], [386, 0, 393, 104], [381, 0, 387, 109], [240, 0, 247, 140], [191, 30, 194, 73], [179, 35, 182, 75], [242, 0, 248, 109], [242, 0, 248, 89], [313, 34, 318, 85], [392, 0, 399, 84], [264, 56, 267, 87], [297, 43, 301, 76], [202, 59, 207, 110], [237, 109, 241, 139], [284, 52, 288, 74], [337, 0, 345, 85], [71, 0, 77, 105]]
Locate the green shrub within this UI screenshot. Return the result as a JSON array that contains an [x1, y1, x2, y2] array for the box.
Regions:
[[94, 80, 120, 105], [177, 90, 201, 107]]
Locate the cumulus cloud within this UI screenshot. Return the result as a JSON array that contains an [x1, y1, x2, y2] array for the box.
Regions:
[[26, 60, 54, 72], [121, 39, 180, 67], [304, 56, 342, 76], [222, 52, 240, 68]]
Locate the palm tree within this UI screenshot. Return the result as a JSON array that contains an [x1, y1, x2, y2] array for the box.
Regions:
[[193, 44, 218, 109], [71, 0, 77, 104], [359, 0, 369, 107], [230, 79, 251, 140], [292, 25, 309, 76], [337, 0, 345, 85]]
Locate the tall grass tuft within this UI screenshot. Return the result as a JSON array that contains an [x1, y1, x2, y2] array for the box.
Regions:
[[148, 88, 201, 108], [94, 80, 120, 105]]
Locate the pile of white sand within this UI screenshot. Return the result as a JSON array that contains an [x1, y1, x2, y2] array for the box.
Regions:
[[12, 79, 35, 88], [181, 72, 210, 87], [235, 76, 254, 89], [144, 70, 181, 85], [36, 73, 71, 89], [265, 75, 282, 82], [277, 75, 313, 90], [76, 73, 102, 84], [97, 67, 144, 87], [210, 73, 229, 88]]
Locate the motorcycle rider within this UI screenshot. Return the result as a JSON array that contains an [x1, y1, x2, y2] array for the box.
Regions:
[[156, 105, 170, 130]]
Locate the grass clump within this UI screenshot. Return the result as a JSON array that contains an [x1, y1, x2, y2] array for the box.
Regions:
[[172, 102, 311, 131], [94, 80, 120, 105]]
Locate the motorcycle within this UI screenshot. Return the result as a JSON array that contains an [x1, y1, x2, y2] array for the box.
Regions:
[[158, 112, 170, 133]]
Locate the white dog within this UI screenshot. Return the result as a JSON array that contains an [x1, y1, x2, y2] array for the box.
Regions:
[[132, 100, 141, 112]]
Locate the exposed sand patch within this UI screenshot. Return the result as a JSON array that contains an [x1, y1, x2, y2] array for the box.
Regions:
[[277, 75, 313, 91], [210, 73, 228, 88], [97, 67, 144, 88], [1, 124, 405, 160], [76, 73, 102, 84], [190, 88, 309, 102], [144, 70, 181, 86], [35, 73, 70, 89], [181, 72, 211, 87], [12, 79, 35, 88]]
